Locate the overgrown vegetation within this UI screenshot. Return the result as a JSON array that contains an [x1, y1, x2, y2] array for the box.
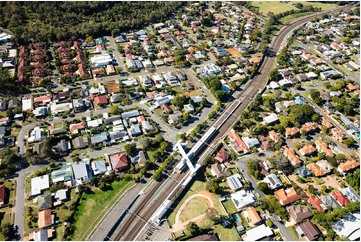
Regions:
[[0, 1, 185, 43]]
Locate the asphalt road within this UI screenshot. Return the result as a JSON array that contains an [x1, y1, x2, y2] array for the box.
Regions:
[[13, 165, 47, 239]]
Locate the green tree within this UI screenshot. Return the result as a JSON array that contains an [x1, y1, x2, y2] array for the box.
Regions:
[[124, 143, 137, 157], [343, 137, 354, 147], [206, 178, 219, 193], [186, 222, 201, 236], [257, 182, 270, 194], [109, 105, 119, 115]]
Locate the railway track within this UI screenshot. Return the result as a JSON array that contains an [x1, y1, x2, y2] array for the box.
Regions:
[[110, 5, 355, 241]]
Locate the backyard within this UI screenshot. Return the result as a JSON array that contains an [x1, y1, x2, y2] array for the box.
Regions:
[[71, 180, 134, 240]]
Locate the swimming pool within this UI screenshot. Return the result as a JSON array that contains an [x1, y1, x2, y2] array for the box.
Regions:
[[232, 214, 241, 223]]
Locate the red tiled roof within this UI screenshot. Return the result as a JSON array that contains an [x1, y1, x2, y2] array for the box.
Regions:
[[331, 191, 350, 207], [33, 95, 52, 103], [306, 192, 325, 212], [227, 130, 249, 153], [274, 187, 301, 205], [110, 153, 129, 171], [338, 159, 360, 172], [94, 96, 108, 105], [215, 149, 230, 163], [0, 185, 5, 204]]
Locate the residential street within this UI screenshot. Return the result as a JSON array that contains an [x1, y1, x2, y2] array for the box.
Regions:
[[237, 155, 294, 241], [13, 165, 47, 240]]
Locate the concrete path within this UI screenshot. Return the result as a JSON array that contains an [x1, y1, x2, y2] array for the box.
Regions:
[[171, 193, 214, 232]]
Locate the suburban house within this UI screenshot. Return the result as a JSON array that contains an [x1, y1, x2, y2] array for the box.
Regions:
[[109, 153, 129, 171], [285, 127, 299, 138], [94, 95, 108, 106], [38, 194, 52, 211], [295, 166, 312, 178], [331, 191, 351, 207], [38, 209, 54, 229], [296, 220, 320, 241], [31, 175, 50, 196], [306, 193, 326, 212], [269, 130, 282, 143], [321, 194, 340, 209], [299, 144, 317, 156], [215, 149, 230, 163], [226, 174, 243, 192], [0, 185, 6, 206], [71, 161, 93, 185], [314, 140, 334, 157], [287, 205, 313, 224], [333, 213, 361, 241], [281, 146, 301, 166], [210, 163, 231, 178], [91, 160, 108, 175], [51, 165, 73, 186], [227, 130, 249, 154], [243, 224, 273, 241], [230, 190, 255, 210], [74, 136, 89, 149], [242, 207, 263, 226], [274, 187, 301, 205], [337, 159, 360, 174], [264, 173, 283, 190], [341, 187, 360, 202], [241, 137, 260, 149]]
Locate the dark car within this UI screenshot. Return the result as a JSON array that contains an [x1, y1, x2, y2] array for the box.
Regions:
[[62, 115, 68, 119]]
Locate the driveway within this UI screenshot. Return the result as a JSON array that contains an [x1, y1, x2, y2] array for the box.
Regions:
[[13, 165, 47, 239]]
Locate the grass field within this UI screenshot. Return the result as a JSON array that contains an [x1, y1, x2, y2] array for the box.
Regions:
[[280, 12, 314, 24], [252, 1, 297, 15], [299, 1, 338, 11], [179, 198, 209, 223], [168, 180, 227, 229], [71, 180, 134, 240]]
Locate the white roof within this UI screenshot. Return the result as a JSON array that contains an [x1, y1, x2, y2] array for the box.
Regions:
[[230, 190, 255, 210], [87, 119, 103, 127], [278, 79, 292, 86], [227, 174, 243, 191], [333, 213, 361, 240], [55, 189, 68, 201], [31, 175, 50, 196], [269, 81, 280, 89], [51, 102, 72, 113], [263, 113, 279, 124], [264, 173, 283, 190], [242, 137, 260, 149], [244, 224, 273, 241], [22, 98, 33, 111]]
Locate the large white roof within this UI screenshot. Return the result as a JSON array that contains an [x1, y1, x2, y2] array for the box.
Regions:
[[244, 224, 273, 241], [31, 175, 50, 196]]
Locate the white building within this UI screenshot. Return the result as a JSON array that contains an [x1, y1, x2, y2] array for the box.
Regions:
[[28, 127, 45, 143], [263, 113, 279, 124], [244, 224, 274, 241], [264, 174, 283, 190], [242, 137, 260, 149], [22, 97, 33, 112], [31, 175, 50, 196], [90, 54, 112, 67], [230, 190, 255, 211], [227, 174, 243, 192], [332, 213, 361, 241]]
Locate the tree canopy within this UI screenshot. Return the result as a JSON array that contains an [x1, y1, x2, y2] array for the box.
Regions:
[[0, 1, 185, 43]]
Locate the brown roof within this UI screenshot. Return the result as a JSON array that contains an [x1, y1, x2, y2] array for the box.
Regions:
[[299, 144, 316, 156], [285, 127, 299, 138], [306, 163, 326, 177], [161, 103, 172, 113], [299, 220, 319, 241], [287, 205, 313, 224], [282, 146, 301, 166], [314, 140, 334, 157], [38, 209, 53, 228], [69, 122, 86, 134], [274, 187, 301, 205], [269, 130, 282, 143], [321, 117, 333, 128], [211, 163, 231, 178], [338, 159, 360, 173], [0, 185, 5, 204], [94, 95, 108, 105], [215, 149, 230, 163], [301, 122, 318, 133], [243, 207, 262, 225]]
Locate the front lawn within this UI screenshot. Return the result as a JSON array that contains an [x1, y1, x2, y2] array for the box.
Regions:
[[71, 180, 134, 240]]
